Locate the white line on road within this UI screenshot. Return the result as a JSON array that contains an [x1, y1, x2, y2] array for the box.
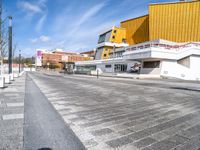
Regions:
[[2, 114, 24, 120], [6, 102, 24, 107]]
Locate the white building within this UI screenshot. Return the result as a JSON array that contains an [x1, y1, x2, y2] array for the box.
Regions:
[[75, 39, 200, 81], [123, 39, 200, 80]]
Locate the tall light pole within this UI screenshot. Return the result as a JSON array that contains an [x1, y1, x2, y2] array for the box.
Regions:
[[112, 45, 116, 73], [8, 16, 12, 74], [0, 0, 3, 76], [19, 50, 21, 73]]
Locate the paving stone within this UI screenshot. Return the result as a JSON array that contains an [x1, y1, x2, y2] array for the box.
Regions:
[[174, 135, 200, 150], [91, 128, 113, 136], [134, 137, 157, 148], [149, 134, 189, 150], [178, 124, 200, 139], [128, 130, 150, 141], [106, 136, 133, 148]]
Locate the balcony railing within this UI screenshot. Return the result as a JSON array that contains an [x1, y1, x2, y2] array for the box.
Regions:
[[124, 42, 200, 52]]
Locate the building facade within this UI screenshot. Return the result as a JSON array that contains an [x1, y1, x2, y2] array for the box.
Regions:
[[123, 40, 200, 80], [120, 0, 200, 45], [36, 49, 93, 70], [95, 26, 128, 60], [121, 15, 149, 45]]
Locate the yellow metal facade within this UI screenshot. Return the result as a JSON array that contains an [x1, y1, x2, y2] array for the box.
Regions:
[[101, 46, 113, 59], [149, 1, 200, 42], [120, 15, 149, 45], [100, 27, 126, 59], [109, 26, 126, 43]]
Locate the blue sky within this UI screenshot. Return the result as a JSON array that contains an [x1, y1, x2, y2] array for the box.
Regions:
[[4, 0, 175, 57]]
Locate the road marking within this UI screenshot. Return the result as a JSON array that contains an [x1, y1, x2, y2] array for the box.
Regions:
[[2, 114, 24, 120], [6, 102, 24, 107]]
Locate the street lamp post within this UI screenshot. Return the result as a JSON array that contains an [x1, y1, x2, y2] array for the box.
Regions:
[[112, 45, 116, 74], [8, 16, 12, 74], [19, 50, 21, 73]]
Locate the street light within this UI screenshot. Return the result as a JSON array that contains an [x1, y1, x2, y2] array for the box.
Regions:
[[112, 45, 116, 74], [19, 50, 21, 73], [8, 16, 12, 75]]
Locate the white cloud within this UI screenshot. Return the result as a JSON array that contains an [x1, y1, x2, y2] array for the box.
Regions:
[[35, 14, 47, 32], [77, 2, 106, 26], [31, 35, 50, 44], [18, 1, 42, 14], [18, 0, 48, 32]]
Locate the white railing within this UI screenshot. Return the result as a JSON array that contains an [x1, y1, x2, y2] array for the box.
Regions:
[[124, 42, 200, 52]]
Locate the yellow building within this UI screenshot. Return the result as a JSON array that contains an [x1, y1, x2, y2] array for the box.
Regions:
[[95, 26, 128, 60], [149, 1, 200, 42], [121, 15, 149, 45], [120, 0, 200, 45]]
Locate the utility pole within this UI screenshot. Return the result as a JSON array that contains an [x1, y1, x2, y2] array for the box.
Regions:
[[19, 50, 21, 73], [8, 16, 12, 74], [0, 0, 3, 76]]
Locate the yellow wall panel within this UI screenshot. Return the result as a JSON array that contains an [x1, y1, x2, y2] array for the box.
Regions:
[[101, 46, 113, 59], [120, 15, 149, 45], [109, 27, 126, 43], [149, 1, 200, 42]]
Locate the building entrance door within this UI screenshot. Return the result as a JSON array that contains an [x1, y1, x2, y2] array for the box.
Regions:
[[114, 64, 127, 72]]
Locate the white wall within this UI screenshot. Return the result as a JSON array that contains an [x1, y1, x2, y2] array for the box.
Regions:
[[140, 68, 161, 75], [190, 55, 200, 78], [160, 59, 200, 80]]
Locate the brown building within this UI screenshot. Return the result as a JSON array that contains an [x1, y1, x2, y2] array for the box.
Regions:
[[80, 49, 96, 58], [41, 50, 93, 70]]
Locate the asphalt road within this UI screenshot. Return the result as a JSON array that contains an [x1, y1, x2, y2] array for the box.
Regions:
[[23, 74, 85, 150], [28, 72, 200, 150]]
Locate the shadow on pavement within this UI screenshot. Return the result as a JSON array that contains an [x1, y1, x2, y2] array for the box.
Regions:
[[170, 87, 200, 92]]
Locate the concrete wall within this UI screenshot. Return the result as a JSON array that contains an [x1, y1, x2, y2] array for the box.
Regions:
[[140, 68, 161, 75], [190, 55, 200, 78], [160, 59, 200, 80]]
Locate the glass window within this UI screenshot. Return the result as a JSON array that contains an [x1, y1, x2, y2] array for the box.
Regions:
[[105, 65, 111, 68], [112, 36, 115, 39], [98, 33, 106, 44], [113, 30, 117, 33], [104, 54, 107, 57], [143, 61, 160, 68]]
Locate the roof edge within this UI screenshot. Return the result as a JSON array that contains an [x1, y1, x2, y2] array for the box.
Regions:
[[121, 14, 149, 24]]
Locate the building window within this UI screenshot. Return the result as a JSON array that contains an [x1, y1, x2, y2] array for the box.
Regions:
[[113, 30, 117, 33], [98, 33, 106, 44], [112, 36, 115, 39], [105, 64, 111, 68], [104, 54, 107, 57], [114, 64, 127, 72], [143, 61, 160, 68], [122, 38, 126, 43], [177, 57, 190, 68]]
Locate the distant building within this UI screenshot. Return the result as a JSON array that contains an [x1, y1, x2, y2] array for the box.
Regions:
[[80, 49, 96, 58], [35, 49, 47, 67], [36, 49, 93, 70]]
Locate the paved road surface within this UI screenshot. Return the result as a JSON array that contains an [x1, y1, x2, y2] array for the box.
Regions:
[[0, 74, 25, 150], [29, 72, 200, 150], [23, 74, 85, 150]]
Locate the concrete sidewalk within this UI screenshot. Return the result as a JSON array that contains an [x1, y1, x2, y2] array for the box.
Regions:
[[0, 73, 26, 150]]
